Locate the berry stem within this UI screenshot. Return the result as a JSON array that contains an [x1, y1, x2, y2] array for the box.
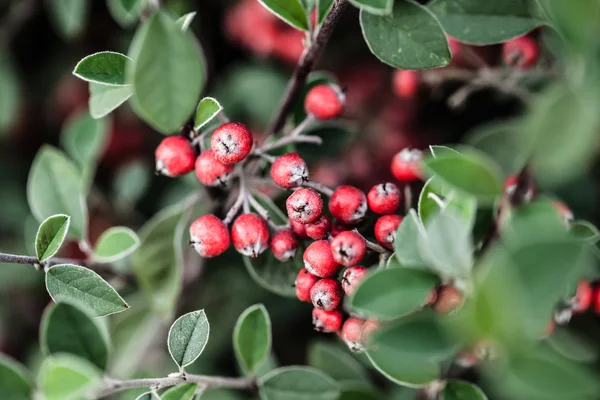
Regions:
[[223, 188, 245, 225], [302, 180, 334, 197], [248, 192, 284, 231], [404, 184, 413, 213], [364, 239, 389, 255], [253, 149, 277, 163], [192, 130, 211, 151], [260, 134, 323, 153], [288, 114, 316, 137]]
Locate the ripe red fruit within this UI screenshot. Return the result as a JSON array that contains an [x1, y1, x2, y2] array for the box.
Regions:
[[392, 70, 420, 98], [312, 308, 343, 333], [295, 268, 319, 302], [305, 84, 345, 120], [155, 136, 196, 177], [391, 148, 422, 182], [231, 213, 270, 258], [552, 201, 574, 225], [270, 152, 308, 188], [503, 35, 539, 69], [210, 122, 253, 164], [374, 215, 403, 249], [305, 214, 331, 240], [342, 318, 366, 352], [270, 230, 299, 261], [303, 240, 339, 278], [434, 286, 464, 314], [342, 266, 369, 296], [361, 319, 381, 344], [367, 183, 401, 214], [286, 188, 323, 224], [573, 280, 593, 314], [329, 186, 367, 225], [189, 215, 230, 257], [195, 150, 234, 187], [447, 37, 463, 64], [290, 219, 308, 239], [424, 289, 438, 307], [310, 278, 343, 311], [330, 231, 366, 267]]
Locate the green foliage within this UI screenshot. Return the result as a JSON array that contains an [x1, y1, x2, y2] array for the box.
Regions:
[[442, 380, 487, 400], [0, 54, 21, 134], [46, 0, 90, 40], [0, 355, 33, 400], [93, 227, 140, 263], [571, 220, 600, 243], [317, 0, 335, 24], [37, 354, 102, 400], [394, 209, 427, 268], [176, 12, 197, 31], [107, 0, 145, 28], [233, 304, 272, 375], [350, 0, 393, 15], [257, 0, 310, 31], [418, 177, 477, 229], [307, 342, 369, 384], [168, 310, 210, 368], [73, 52, 131, 85], [162, 384, 197, 400], [366, 347, 438, 388], [112, 160, 152, 206], [546, 327, 598, 363], [195, 97, 224, 130], [89, 83, 133, 119], [35, 214, 70, 262], [259, 367, 340, 400]]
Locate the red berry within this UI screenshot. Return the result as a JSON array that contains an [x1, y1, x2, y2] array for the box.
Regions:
[[503, 35, 539, 69], [552, 201, 574, 225], [367, 183, 401, 214], [504, 174, 536, 202], [305, 84, 345, 120], [155, 136, 196, 177], [305, 214, 331, 240], [448, 37, 463, 64], [210, 122, 253, 165], [330, 231, 366, 267], [270, 152, 308, 189], [342, 266, 368, 296], [342, 318, 365, 352], [374, 215, 403, 250], [189, 215, 230, 257], [310, 278, 343, 311], [361, 319, 381, 344], [290, 219, 308, 239], [303, 240, 339, 278], [286, 188, 323, 224], [331, 222, 349, 237], [312, 308, 343, 333], [231, 213, 270, 258], [295, 268, 319, 302], [195, 150, 234, 187], [329, 186, 367, 225], [434, 286, 464, 314], [573, 280, 593, 314], [392, 70, 420, 98], [391, 148, 422, 182], [270, 230, 299, 261]]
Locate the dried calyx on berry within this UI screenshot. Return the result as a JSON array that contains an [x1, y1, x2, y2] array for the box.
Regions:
[[210, 122, 253, 164], [155, 136, 196, 177], [231, 213, 270, 258], [286, 188, 323, 224], [189, 215, 231, 257], [270, 152, 308, 189], [304, 84, 345, 120], [329, 185, 367, 225], [195, 149, 234, 187], [391, 148, 422, 182]]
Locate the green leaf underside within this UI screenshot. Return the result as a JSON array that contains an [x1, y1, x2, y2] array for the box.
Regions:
[[168, 310, 210, 367], [0, 55, 21, 133], [394, 209, 427, 267], [161, 383, 197, 400], [107, 0, 145, 27], [73, 52, 130, 85], [571, 220, 600, 243], [94, 227, 140, 262], [38, 354, 102, 400], [195, 97, 223, 129], [257, 0, 310, 31], [442, 380, 487, 400], [135, 392, 155, 400], [45, 264, 129, 317], [234, 304, 271, 374], [36, 214, 70, 262], [260, 367, 341, 400], [47, 0, 89, 40], [308, 342, 369, 383], [366, 348, 438, 388], [89, 83, 133, 119], [0, 355, 33, 400]]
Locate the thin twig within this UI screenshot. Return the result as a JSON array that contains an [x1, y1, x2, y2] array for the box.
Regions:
[[223, 187, 245, 225], [365, 239, 388, 254], [260, 135, 322, 153], [302, 180, 334, 197], [247, 193, 281, 230], [287, 114, 316, 137]]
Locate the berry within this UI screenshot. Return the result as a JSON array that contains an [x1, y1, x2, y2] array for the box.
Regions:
[[303, 240, 340, 277], [310, 278, 343, 311], [367, 183, 401, 214], [312, 308, 343, 332], [295, 268, 319, 302], [210, 122, 253, 164], [391, 148, 422, 182], [552, 201, 574, 225], [305, 214, 331, 240], [305, 84, 345, 120], [374, 215, 403, 250], [392, 70, 420, 98], [504, 174, 535, 202], [448, 37, 463, 64], [342, 318, 366, 352], [155, 136, 196, 177], [573, 280, 593, 314], [286, 188, 323, 224], [361, 319, 381, 344], [270, 152, 308, 188], [434, 286, 464, 314], [195, 150, 234, 187], [342, 266, 369, 296], [424, 289, 438, 307], [231, 213, 270, 258], [329, 186, 367, 225], [503, 35, 539, 69], [270, 230, 299, 261], [189, 215, 230, 257], [290, 219, 308, 238], [330, 231, 366, 267]]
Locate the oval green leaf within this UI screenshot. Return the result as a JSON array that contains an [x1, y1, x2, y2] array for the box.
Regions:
[[0, 355, 33, 400], [93, 226, 140, 263], [162, 384, 197, 400], [194, 97, 224, 130], [394, 209, 427, 268], [168, 310, 210, 368], [45, 264, 130, 317], [61, 110, 109, 168], [257, 0, 310, 31], [135, 392, 155, 400], [36, 214, 71, 262], [89, 83, 133, 119], [571, 220, 600, 243], [442, 380, 487, 400], [38, 354, 102, 400], [73, 52, 131, 86], [259, 366, 340, 400], [366, 348, 438, 388], [234, 304, 272, 375], [360, 1, 451, 70], [307, 342, 369, 383], [350, 0, 393, 15], [46, 0, 90, 40], [418, 178, 477, 229], [317, 0, 335, 24]]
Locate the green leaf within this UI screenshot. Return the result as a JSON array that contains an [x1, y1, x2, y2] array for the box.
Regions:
[[339, 386, 380, 400], [259, 367, 340, 400], [36, 214, 70, 262], [429, 0, 544, 45], [46, 0, 90, 40], [442, 381, 487, 400], [257, 0, 310, 31], [360, 1, 451, 70], [394, 209, 427, 268], [162, 384, 197, 400], [234, 304, 272, 375], [38, 354, 102, 400], [194, 97, 224, 130], [0, 355, 33, 400], [73, 52, 131, 86], [546, 327, 597, 363], [168, 310, 210, 368], [89, 83, 133, 119], [106, 0, 144, 28], [421, 148, 504, 204], [571, 220, 600, 243], [93, 226, 140, 263], [113, 160, 151, 206], [0, 54, 21, 133], [350, 0, 393, 15], [176, 12, 197, 31], [127, 11, 206, 133], [418, 177, 477, 228], [61, 110, 109, 167], [349, 268, 438, 320], [41, 302, 109, 370], [307, 342, 369, 383], [135, 392, 155, 400], [45, 264, 130, 317], [27, 145, 87, 239], [317, 0, 335, 24], [296, 121, 356, 164], [366, 348, 438, 388], [536, 0, 599, 49]]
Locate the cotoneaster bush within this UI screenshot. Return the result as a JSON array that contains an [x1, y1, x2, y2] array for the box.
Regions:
[[1, 1, 600, 400]]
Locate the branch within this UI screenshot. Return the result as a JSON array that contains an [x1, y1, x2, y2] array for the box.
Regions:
[[302, 180, 334, 197], [260, 134, 323, 153]]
